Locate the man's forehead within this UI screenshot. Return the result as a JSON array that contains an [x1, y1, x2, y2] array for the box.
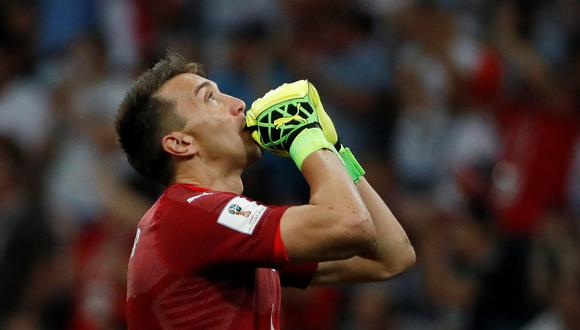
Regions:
[[156, 73, 206, 99]]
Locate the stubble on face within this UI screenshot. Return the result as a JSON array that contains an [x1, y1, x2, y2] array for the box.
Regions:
[[238, 121, 261, 166]]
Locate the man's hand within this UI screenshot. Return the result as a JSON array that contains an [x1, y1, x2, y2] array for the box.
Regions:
[[273, 82, 414, 284], [246, 80, 337, 170], [295, 81, 366, 183]]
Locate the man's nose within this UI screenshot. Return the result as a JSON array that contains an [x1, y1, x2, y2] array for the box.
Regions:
[[231, 97, 246, 116]]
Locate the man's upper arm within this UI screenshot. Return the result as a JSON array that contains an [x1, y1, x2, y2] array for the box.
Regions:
[[278, 203, 374, 263]]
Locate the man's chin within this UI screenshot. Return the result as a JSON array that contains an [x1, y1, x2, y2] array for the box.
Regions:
[[243, 141, 263, 168], [250, 143, 263, 163]]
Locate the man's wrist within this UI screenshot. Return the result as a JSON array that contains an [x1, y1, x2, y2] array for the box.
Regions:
[[289, 128, 338, 170], [338, 146, 365, 183]]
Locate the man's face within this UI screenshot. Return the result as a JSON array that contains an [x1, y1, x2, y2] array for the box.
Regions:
[[157, 73, 262, 168]]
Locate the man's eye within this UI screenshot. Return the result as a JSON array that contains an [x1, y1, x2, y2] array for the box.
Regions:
[[208, 93, 216, 102]]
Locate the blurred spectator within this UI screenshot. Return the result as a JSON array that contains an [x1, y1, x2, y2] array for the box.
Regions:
[[524, 211, 580, 330], [0, 0, 37, 74], [468, 2, 579, 329], [44, 33, 135, 233], [0, 135, 57, 328], [37, 0, 98, 56], [391, 3, 501, 196], [41, 32, 152, 329], [490, 0, 578, 236], [0, 1, 578, 329], [211, 22, 292, 109], [69, 182, 148, 330], [0, 46, 52, 154], [569, 137, 580, 221], [199, 0, 283, 69], [287, 2, 392, 152], [96, 0, 140, 72]]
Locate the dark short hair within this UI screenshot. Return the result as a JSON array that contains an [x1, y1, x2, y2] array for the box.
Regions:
[[116, 51, 205, 185]]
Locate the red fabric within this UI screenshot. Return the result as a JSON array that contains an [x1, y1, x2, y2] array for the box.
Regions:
[[274, 220, 289, 263], [126, 184, 314, 329], [469, 48, 503, 104], [131, 0, 151, 56], [281, 287, 341, 330], [156, 189, 287, 272], [492, 105, 579, 235], [170, 183, 210, 192], [70, 221, 132, 330]]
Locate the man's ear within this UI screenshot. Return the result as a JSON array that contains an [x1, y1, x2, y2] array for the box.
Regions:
[[161, 132, 198, 157]]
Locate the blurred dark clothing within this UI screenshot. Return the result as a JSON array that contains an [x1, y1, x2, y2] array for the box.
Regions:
[[470, 237, 540, 329], [0, 203, 55, 324]]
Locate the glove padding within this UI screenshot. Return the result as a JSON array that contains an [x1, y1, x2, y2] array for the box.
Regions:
[[246, 80, 337, 170]]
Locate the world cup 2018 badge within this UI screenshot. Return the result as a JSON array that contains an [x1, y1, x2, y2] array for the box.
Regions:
[[228, 204, 251, 217]]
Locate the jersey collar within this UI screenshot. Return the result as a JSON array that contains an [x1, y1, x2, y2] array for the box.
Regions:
[[170, 183, 211, 192]]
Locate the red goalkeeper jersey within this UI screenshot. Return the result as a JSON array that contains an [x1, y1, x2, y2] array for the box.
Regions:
[[126, 183, 317, 330]]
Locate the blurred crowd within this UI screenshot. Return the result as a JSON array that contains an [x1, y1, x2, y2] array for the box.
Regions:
[[0, 0, 579, 329]]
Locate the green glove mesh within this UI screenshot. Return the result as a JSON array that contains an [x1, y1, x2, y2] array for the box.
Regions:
[[246, 81, 337, 170]]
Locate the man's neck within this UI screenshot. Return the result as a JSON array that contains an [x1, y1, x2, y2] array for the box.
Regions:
[[172, 161, 244, 194]]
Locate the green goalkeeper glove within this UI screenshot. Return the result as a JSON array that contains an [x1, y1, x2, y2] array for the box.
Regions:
[[300, 81, 366, 183], [245, 80, 337, 170], [246, 80, 365, 182]]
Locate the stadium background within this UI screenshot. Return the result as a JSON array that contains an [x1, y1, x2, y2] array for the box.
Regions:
[[0, 0, 578, 329]]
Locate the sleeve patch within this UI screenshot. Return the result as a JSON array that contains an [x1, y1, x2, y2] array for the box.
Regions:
[[217, 196, 267, 234]]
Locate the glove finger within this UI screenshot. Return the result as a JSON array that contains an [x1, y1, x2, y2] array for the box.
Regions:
[[307, 82, 339, 147]]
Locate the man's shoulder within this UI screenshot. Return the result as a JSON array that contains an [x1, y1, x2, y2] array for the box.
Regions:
[[161, 184, 272, 206], [162, 184, 237, 208], [156, 185, 277, 233], [157, 184, 267, 221]]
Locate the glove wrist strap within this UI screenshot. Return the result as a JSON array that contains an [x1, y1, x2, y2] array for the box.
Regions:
[[289, 128, 337, 170], [338, 147, 365, 183]]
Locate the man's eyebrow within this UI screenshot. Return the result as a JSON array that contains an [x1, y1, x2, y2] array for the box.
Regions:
[[194, 81, 212, 96]]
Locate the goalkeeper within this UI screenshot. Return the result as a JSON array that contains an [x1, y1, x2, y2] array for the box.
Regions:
[[117, 52, 415, 330]]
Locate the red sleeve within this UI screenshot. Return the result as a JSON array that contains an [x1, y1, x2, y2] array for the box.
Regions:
[[156, 191, 290, 274], [272, 219, 318, 289], [278, 262, 319, 289]]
